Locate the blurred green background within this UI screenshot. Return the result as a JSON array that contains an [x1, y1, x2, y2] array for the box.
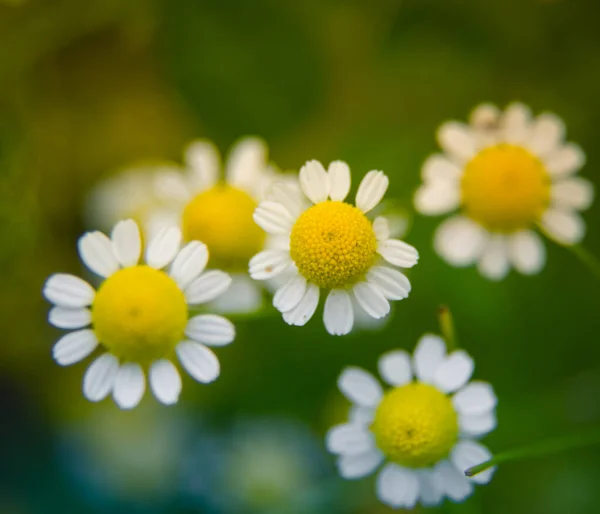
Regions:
[[1, 0, 600, 512]]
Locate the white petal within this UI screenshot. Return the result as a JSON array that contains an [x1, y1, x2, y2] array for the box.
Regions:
[[338, 449, 383, 479], [434, 460, 474, 502], [338, 367, 383, 408], [83, 353, 119, 401], [52, 329, 98, 366], [328, 161, 351, 201], [378, 350, 412, 386], [477, 236, 510, 281], [545, 143, 586, 178], [209, 274, 263, 314], [414, 182, 460, 216], [540, 208, 585, 245], [417, 469, 444, 507], [372, 217, 390, 241], [265, 182, 305, 218], [508, 230, 546, 275], [226, 137, 267, 191], [176, 341, 220, 383], [184, 140, 220, 189], [169, 241, 209, 289], [355, 170, 389, 213], [282, 283, 319, 326], [78, 231, 119, 278], [149, 359, 182, 405], [421, 154, 462, 183], [326, 424, 375, 455], [299, 160, 330, 203], [248, 250, 291, 280], [526, 113, 565, 157], [48, 307, 91, 329], [349, 406, 376, 426], [112, 363, 146, 410], [459, 411, 498, 438], [470, 103, 501, 131], [273, 274, 307, 313], [154, 170, 191, 202], [111, 219, 141, 267], [366, 266, 411, 300], [323, 289, 354, 336], [146, 226, 182, 269], [453, 381, 497, 416], [352, 282, 390, 319], [413, 334, 447, 384], [185, 270, 232, 305], [43, 274, 95, 308], [376, 464, 419, 509], [185, 314, 235, 346], [501, 102, 532, 144], [437, 122, 477, 162], [433, 350, 474, 393], [253, 201, 295, 235], [451, 440, 495, 485], [551, 178, 594, 211], [434, 216, 488, 266], [377, 239, 419, 268]]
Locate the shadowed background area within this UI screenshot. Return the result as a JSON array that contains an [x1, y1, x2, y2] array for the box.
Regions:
[[1, 0, 600, 513]]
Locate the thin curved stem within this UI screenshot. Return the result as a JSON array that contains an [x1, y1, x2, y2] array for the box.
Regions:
[[438, 305, 457, 351], [569, 244, 600, 282]]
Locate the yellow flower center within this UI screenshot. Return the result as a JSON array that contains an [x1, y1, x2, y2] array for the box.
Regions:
[[92, 266, 188, 363], [372, 383, 459, 468], [460, 144, 551, 232], [182, 184, 265, 271], [289, 201, 377, 289]]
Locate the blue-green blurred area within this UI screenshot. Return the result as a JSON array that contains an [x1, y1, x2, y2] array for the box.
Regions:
[[1, 0, 600, 512]]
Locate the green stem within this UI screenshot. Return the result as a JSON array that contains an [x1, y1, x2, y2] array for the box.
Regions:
[[465, 426, 600, 477], [569, 245, 600, 282], [438, 305, 457, 351]]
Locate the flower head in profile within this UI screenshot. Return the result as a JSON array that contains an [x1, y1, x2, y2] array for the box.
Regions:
[[43, 219, 235, 409], [326, 335, 497, 508], [415, 103, 594, 280], [250, 160, 419, 336]]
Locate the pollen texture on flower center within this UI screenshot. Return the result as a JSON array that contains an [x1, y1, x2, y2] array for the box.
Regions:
[[371, 383, 459, 468], [182, 184, 265, 270], [460, 144, 551, 232], [289, 201, 377, 289], [92, 266, 188, 362]]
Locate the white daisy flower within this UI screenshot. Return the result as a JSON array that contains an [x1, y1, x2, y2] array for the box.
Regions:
[[415, 103, 594, 280], [326, 335, 497, 509], [42, 219, 235, 409], [250, 160, 419, 336]]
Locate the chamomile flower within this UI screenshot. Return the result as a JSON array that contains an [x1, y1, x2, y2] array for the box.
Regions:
[[250, 160, 419, 336], [326, 335, 497, 509], [43, 219, 235, 409], [415, 103, 594, 280]]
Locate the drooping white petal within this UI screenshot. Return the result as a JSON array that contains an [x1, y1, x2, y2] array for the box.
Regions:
[[299, 160, 330, 203], [501, 102, 532, 144], [169, 241, 209, 289], [414, 182, 461, 216], [417, 469, 444, 507], [413, 334, 447, 384], [326, 423, 376, 455], [434, 216, 487, 266], [376, 464, 420, 509], [453, 381, 497, 416], [477, 236, 510, 281], [338, 367, 383, 408], [437, 122, 477, 162], [112, 363, 146, 410], [282, 283, 319, 326], [83, 353, 119, 401], [551, 178, 594, 211], [366, 266, 411, 300], [328, 161, 351, 201], [353, 282, 390, 319], [322, 289, 354, 336], [377, 239, 419, 268], [433, 350, 474, 393], [540, 208, 585, 245], [185, 270, 232, 305], [226, 137, 267, 192], [248, 250, 291, 280], [378, 350, 412, 386], [508, 230, 546, 275], [349, 406, 376, 426], [184, 140, 220, 189], [273, 274, 306, 313], [526, 113, 565, 157], [185, 314, 235, 346], [48, 307, 91, 329], [149, 359, 182, 405], [52, 329, 98, 366], [253, 201, 295, 235], [265, 182, 305, 218], [111, 219, 142, 268], [451, 440, 496, 484], [176, 341, 220, 383], [355, 170, 389, 213], [459, 411, 497, 438], [434, 460, 474, 502], [545, 143, 586, 178], [421, 154, 463, 183], [338, 449, 384, 479], [372, 217, 390, 241], [146, 226, 182, 269], [43, 274, 95, 308], [78, 231, 119, 278], [209, 274, 263, 314]]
